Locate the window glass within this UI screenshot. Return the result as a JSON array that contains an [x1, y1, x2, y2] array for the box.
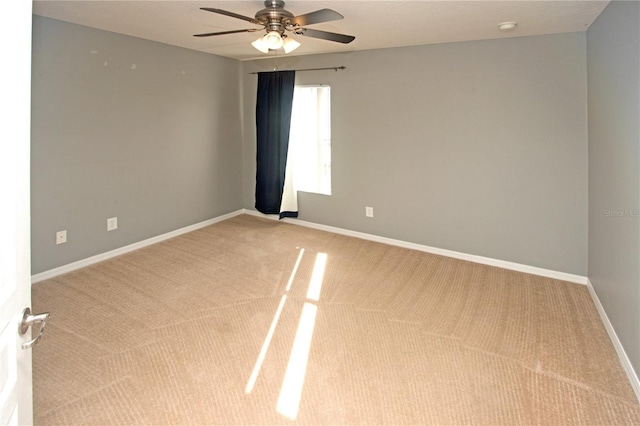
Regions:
[[289, 85, 331, 195]]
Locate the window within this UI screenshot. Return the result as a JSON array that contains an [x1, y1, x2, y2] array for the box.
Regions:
[[288, 85, 331, 195]]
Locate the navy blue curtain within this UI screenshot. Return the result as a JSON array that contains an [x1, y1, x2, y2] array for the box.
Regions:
[[255, 70, 296, 217]]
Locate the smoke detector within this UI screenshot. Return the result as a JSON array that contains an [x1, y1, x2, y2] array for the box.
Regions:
[[498, 22, 517, 32]]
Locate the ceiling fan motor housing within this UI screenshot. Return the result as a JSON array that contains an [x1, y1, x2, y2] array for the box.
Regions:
[[256, 0, 294, 34]]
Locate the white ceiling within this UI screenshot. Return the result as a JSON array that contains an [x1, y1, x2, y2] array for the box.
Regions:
[[32, 0, 610, 61]]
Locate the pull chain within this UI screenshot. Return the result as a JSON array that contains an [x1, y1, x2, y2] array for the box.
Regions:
[[272, 48, 279, 71]]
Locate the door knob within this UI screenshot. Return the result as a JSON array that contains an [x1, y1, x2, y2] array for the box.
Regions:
[[18, 307, 50, 349]]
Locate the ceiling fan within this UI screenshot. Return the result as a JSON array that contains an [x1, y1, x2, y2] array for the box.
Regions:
[[194, 0, 355, 53]]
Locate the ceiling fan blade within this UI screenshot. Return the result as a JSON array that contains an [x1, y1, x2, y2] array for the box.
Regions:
[[194, 28, 260, 38], [200, 8, 261, 25], [296, 28, 355, 44], [290, 9, 343, 27]]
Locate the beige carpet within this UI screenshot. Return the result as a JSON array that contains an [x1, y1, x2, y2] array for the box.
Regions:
[[32, 214, 640, 425]]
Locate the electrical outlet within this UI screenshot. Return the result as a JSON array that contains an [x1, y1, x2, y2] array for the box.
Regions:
[[366, 207, 374, 218], [107, 217, 118, 231], [56, 230, 67, 245]]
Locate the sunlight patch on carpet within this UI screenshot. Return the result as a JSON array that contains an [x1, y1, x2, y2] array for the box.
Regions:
[[245, 294, 288, 394], [306, 252, 327, 302], [277, 252, 327, 420], [277, 302, 318, 420]]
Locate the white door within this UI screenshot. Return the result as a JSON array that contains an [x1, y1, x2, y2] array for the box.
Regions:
[[0, 1, 35, 424]]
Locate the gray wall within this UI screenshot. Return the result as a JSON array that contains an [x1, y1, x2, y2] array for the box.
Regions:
[[587, 1, 640, 376], [242, 33, 588, 276], [31, 16, 243, 274], [31, 19, 592, 279]]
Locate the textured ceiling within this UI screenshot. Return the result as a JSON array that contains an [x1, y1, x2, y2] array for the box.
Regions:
[[32, 1, 610, 61]]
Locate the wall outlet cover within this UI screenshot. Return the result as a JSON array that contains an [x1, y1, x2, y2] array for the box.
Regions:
[[56, 230, 67, 245], [107, 217, 118, 231]]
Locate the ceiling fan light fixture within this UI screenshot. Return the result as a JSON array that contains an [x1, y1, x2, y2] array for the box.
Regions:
[[282, 36, 301, 53], [251, 36, 270, 53], [264, 31, 284, 49]]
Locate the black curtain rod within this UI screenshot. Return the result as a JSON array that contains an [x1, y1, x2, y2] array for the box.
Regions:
[[249, 66, 346, 74]]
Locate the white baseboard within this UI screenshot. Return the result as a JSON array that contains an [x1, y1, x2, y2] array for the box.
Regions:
[[30, 209, 245, 284], [242, 209, 587, 285], [586, 279, 640, 403], [33, 208, 588, 287]]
